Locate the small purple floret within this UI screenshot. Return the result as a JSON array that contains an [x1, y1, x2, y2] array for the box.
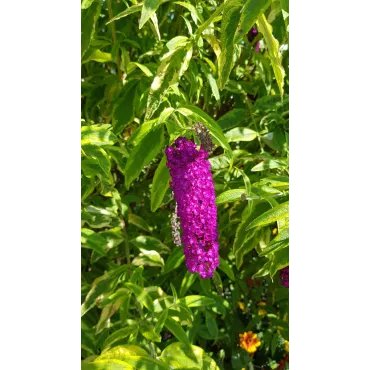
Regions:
[[280, 266, 289, 288], [165, 137, 219, 278]]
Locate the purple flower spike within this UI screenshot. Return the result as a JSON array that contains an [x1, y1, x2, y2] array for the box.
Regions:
[[280, 266, 289, 288], [165, 137, 219, 278]]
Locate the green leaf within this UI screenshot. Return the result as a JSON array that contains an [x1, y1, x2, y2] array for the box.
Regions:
[[81, 265, 131, 316], [224, 127, 257, 142], [82, 360, 134, 370], [218, 0, 271, 89], [83, 50, 112, 63], [177, 295, 215, 308], [195, 2, 225, 39], [132, 249, 164, 267], [124, 124, 164, 189], [163, 247, 185, 274], [81, 0, 96, 10], [259, 227, 289, 256], [112, 83, 137, 134], [235, 0, 272, 43], [106, 4, 142, 25], [128, 214, 152, 232], [218, 0, 243, 90], [127, 62, 153, 77], [217, 109, 249, 131], [96, 298, 123, 334], [154, 308, 169, 334], [166, 36, 189, 51], [271, 332, 279, 356], [81, 228, 107, 256], [81, 0, 101, 58], [83, 146, 111, 179], [151, 156, 170, 212], [81, 125, 118, 146], [97, 345, 149, 361], [251, 159, 285, 172], [174, 2, 204, 24], [179, 271, 197, 297], [103, 325, 139, 350], [140, 320, 162, 342], [130, 235, 171, 254], [124, 283, 155, 312], [145, 45, 193, 120], [123, 356, 171, 370], [164, 317, 190, 345], [207, 72, 220, 103], [205, 311, 219, 338], [216, 189, 246, 205], [246, 202, 289, 230], [160, 342, 220, 369], [139, 0, 161, 29], [176, 105, 233, 162], [218, 258, 235, 281], [256, 13, 285, 96]]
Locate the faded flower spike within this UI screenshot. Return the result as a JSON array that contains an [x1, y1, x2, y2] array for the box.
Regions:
[[194, 122, 213, 153], [165, 137, 219, 278], [280, 266, 289, 288], [170, 201, 182, 247]]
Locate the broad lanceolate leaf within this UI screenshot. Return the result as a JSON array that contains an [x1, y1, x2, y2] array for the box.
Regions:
[[164, 317, 190, 345], [151, 156, 170, 212], [218, 0, 243, 90], [97, 345, 149, 361], [130, 235, 170, 254], [81, 0, 95, 10], [81, 265, 132, 316], [139, 0, 161, 29], [106, 4, 142, 25], [177, 295, 215, 308], [246, 201, 289, 230], [179, 271, 197, 297], [224, 127, 257, 142], [235, 0, 272, 43], [124, 124, 164, 189], [218, 258, 235, 281], [82, 124, 118, 146], [81, 0, 101, 58], [216, 189, 246, 205], [259, 226, 289, 256], [103, 325, 139, 350], [218, 0, 271, 89], [145, 44, 193, 120], [163, 247, 185, 274], [82, 360, 134, 370], [160, 342, 220, 370], [256, 13, 286, 96], [217, 109, 249, 131], [124, 282, 155, 312]]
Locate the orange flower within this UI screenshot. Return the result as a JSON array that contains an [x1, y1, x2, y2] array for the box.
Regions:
[[239, 331, 261, 354]]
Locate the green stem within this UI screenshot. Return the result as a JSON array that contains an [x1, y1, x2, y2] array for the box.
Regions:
[[120, 219, 131, 264], [246, 98, 264, 153], [107, 0, 123, 81]]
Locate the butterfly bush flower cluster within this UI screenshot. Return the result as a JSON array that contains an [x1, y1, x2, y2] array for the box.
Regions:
[[280, 266, 289, 288], [165, 136, 219, 278]]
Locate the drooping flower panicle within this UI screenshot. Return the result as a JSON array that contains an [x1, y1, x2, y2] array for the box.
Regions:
[[280, 266, 289, 288], [165, 137, 219, 278], [194, 122, 213, 153]]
